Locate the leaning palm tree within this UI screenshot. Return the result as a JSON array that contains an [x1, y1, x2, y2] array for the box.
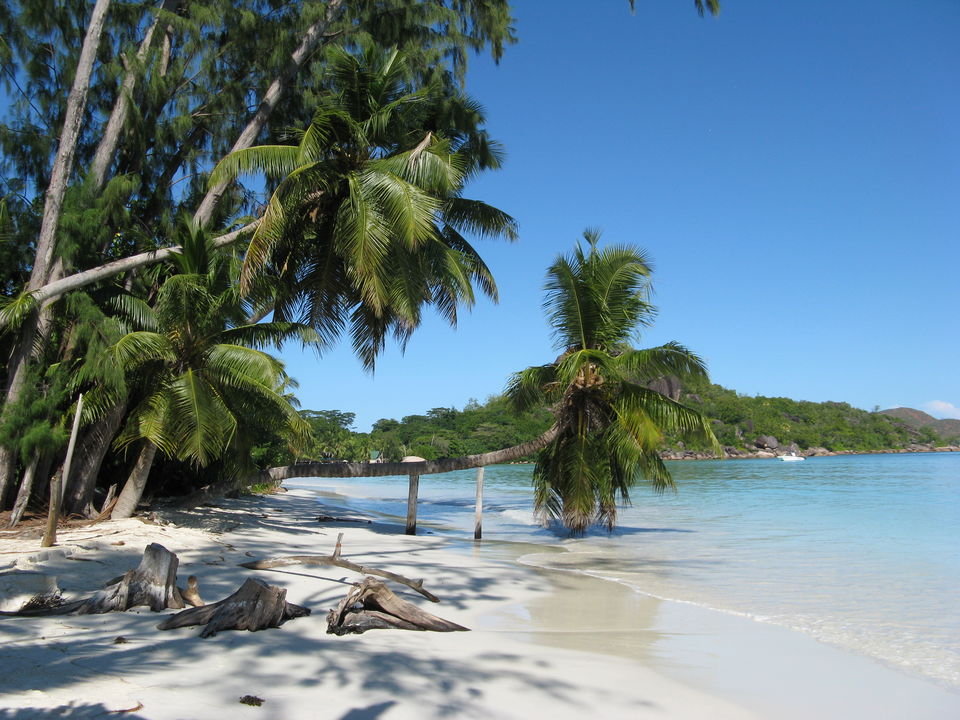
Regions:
[[209, 45, 517, 368], [507, 230, 721, 534], [109, 220, 314, 519]]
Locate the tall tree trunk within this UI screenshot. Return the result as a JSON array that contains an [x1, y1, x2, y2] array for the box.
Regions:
[[111, 440, 158, 519], [15, 0, 347, 312], [0, 0, 113, 491], [194, 0, 346, 226], [27, 453, 55, 510], [30, 0, 112, 289], [89, 0, 178, 189], [0, 446, 16, 510], [64, 401, 127, 517], [8, 455, 41, 527]]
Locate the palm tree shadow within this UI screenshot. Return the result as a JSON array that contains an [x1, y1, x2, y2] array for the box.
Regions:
[[0, 704, 147, 719], [338, 700, 397, 719]]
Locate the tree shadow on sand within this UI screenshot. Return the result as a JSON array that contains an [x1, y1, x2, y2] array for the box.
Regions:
[[0, 703, 148, 719]]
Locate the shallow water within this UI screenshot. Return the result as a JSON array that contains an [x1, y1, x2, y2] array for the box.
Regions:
[[289, 452, 960, 689]]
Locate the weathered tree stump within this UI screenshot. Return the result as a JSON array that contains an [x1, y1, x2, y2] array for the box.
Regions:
[[2, 543, 200, 617], [326, 577, 467, 636], [157, 578, 310, 637], [79, 543, 186, 614]]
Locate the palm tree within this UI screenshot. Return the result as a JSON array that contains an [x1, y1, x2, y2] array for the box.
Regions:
[[506, 230, 721, 534], [209, 45, 517, 368], [109, 220, 314, 519]]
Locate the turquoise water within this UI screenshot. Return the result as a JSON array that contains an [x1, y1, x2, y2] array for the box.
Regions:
[[290, 452, 960, 688]]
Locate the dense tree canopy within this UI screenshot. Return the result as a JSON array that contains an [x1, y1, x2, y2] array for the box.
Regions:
[[0, 0, 517, 520]]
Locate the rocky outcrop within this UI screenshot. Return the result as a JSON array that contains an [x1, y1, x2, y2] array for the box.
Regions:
[[754, 435, 779, 450], [647, 376, 683, 402]]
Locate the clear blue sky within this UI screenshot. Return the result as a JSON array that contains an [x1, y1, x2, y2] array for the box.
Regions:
[[279, 0, 960, 432]]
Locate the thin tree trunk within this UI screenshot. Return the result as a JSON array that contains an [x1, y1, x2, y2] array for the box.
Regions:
[[0, 0, 112, 493], [194, 0, 346, 227], [41, 472, 63, 547], [8, 455, 40, 527], [42, 394, 84, 545], [27, 453, 54, 510], [16, 0, 348, 314], [0, 446, 16, 510], [89, 0, 177, 188], [111, 441, 158, 519], [30, 0, 112, 289], [65, 401, 127, 517]]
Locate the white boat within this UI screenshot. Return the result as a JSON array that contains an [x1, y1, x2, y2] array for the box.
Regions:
[[778, 452, 805, 462]]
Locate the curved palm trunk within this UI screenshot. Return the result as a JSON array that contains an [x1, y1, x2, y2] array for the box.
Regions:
[[257, 425, 559, 485], [111, 441, 158, 519], [65, 402, 127, 517]]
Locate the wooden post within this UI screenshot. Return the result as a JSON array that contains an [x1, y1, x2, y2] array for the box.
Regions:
[[405, 472, 420, 535], [474, 466, 484, 540], [42, 393, 83, 548]]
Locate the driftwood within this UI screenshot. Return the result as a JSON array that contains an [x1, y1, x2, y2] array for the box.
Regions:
[[326, 577, 467, 636], [157, 577, 309, 637], [317, 514, 370, 524], [3, 543, 202, 616], [240, 533, 439, 602]]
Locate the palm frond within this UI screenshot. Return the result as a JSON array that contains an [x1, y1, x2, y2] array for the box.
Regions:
[[615, 342, 710, 383], [505, 364, 559, 413], [165, 369, 237, 466], [208, 145, 301, 188], [617, 382, 722, 455], [442, 197, 518, 241], [0, 290, 38, 333], [217, 322, 320, 350], [111, 331, 174, 368], [106, 294, 158, 332]]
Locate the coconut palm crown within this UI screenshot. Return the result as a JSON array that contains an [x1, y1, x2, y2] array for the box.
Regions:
[[506, 230, 721, 534], [107, 220, 316, 518], [209, 45, 517, 369]]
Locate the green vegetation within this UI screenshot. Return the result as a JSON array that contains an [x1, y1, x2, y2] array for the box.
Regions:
[[283, 389, 953, 472], [660, 379, 949, 453], [0, 0, 517, 521], [506, 232, 718, 533], [254, 397, 553, 466]]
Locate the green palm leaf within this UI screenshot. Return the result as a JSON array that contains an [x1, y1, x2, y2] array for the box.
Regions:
[[509, 230, 721, 534]]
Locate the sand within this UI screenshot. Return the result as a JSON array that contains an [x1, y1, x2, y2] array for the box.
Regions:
[[1, 487, 958, 719]]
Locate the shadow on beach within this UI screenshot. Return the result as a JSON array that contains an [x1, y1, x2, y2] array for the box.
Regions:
[[0, 488, 670, 718], [0, 704, 148, 719]]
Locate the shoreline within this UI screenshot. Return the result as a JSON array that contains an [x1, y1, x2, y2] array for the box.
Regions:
[[1, 487, 958, 718], [661, 445, 960, 461]]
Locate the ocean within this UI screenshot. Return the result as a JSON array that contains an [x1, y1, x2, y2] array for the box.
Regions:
[[288, 452, 960, 689]]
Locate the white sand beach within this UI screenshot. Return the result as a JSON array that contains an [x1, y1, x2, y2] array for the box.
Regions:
[[1, 487, 958, 720]]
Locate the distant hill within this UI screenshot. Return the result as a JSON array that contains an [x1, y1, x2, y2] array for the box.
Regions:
[[284, 390, 958, 465], [879, 408, 960, 443]]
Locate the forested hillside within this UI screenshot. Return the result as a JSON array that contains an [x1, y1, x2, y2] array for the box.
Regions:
[[279, 384, 952, 465], [674, 380, 947, 454]]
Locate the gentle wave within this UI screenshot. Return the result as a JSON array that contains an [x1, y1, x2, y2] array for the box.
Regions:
[[518, 546, 960, 689], [294, 453, 960, 689]]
